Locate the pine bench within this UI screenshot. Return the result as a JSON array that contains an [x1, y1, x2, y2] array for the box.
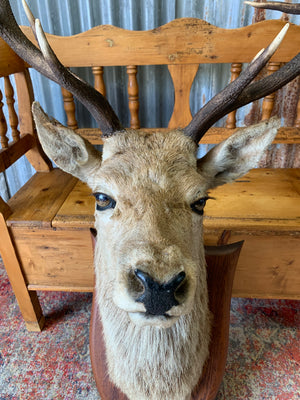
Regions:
[[0, 18, 299, 331]]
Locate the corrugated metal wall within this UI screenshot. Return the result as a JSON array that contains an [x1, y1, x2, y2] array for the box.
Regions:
[[1, 0, 299, 199]]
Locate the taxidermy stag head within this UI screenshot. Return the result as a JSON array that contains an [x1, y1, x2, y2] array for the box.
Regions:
[[1, 0, 299, 399]]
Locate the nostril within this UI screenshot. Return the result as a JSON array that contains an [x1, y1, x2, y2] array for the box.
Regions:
[[134, 269, 152, 289], [174, 275, 189, 303], [127, 270, 144, 297], [165, 271, 186, 292], [165, 271, 187, 304], [134, 269, 187, 316]]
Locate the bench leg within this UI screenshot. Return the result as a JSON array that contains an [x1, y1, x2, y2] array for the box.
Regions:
[[0, 214, 45, 331]]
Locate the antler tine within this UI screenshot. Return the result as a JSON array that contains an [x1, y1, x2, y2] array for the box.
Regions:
[[227, 51, 300, 113], [0, 0, 123, 136], [34, 17, 83, 85], [22, 0, 36, 38], [244, 1, 300, 15], [184, 23, 290, 143]]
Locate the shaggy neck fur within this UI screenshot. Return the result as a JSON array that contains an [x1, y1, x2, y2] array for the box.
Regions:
[[95, 243, 210, 400]]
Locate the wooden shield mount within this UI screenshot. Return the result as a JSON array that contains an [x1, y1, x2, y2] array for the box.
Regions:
[[89, 229, 243, 400]]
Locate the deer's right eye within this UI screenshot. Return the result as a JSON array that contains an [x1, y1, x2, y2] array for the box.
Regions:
[[93, 193, 116, 211], [190, 197, 209, 215]]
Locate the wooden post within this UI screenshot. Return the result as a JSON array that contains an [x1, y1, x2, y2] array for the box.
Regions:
[[0, 201, 45, 331], [92, 66, 106, 97], [225, 63, 242, 129], [127, 65, 140, 129], [0, 88, 8, 149], [225, 63, 243, 129], [4, 76, 20, 142], [261, 62, 281, 120], [61, 87, 78, 129]]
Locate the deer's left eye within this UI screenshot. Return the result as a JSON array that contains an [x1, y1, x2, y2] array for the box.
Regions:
[[190, 197, 208, 215], [93, 193, 116, 211]]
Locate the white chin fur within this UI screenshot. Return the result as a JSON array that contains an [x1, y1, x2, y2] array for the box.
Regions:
[[113, 292, 146, 313], [128, 312, 179, 328]]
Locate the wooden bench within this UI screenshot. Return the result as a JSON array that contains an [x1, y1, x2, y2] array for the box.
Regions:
[[0, 18, 299, 331]]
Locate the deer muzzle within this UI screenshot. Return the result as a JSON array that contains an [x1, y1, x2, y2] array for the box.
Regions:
[[112, 244, 198, 327], [134, 269, 186, 316]]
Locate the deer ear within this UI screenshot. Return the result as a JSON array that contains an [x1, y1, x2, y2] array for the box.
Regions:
[[197, 117, 280, 189], [32, 102, 101, 182]]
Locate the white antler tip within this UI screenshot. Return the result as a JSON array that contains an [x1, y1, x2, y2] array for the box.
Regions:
[[276, 22, 290, 43], [264, 22, 289, 58], [22, 0, 35, 25], [244, 1, 266, 7], [282, 22, 290, 34], [35, 18, 50, 57], [35, 18, 41, 28]]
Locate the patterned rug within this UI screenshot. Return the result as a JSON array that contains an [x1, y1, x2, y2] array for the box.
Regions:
[[0, 261, 299, 400]]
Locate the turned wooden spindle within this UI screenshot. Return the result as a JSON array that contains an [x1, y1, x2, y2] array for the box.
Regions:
[[92, 66, 106, 97], [4, 76, 20, 142], [61, 87, 78, 129], [0, 89, 8, 149], [261, 62, 281, 120], [225, 63, 242, 129], [127, 65, 140, 129]]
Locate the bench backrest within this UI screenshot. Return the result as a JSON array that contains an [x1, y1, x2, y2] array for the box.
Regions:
[[0, 42, 51, 174], [0, 18, 299, 176]]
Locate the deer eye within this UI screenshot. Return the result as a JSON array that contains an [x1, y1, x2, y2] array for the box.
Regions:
[[190, 197, 208, 215], [93, 193, 116, 211]]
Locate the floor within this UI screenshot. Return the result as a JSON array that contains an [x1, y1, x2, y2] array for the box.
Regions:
[[0, 261, 299, 400]]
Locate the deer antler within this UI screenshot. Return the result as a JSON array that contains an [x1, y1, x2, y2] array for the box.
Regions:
[[183, 23, 296, 142], [244, 1, 300, 14], [185, 0, 300, 143], [222, 52, 300, 113], [0, 0, 123, 137]]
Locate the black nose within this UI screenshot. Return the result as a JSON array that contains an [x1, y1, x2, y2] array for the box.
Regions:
[[134, 269, 186, 316]]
